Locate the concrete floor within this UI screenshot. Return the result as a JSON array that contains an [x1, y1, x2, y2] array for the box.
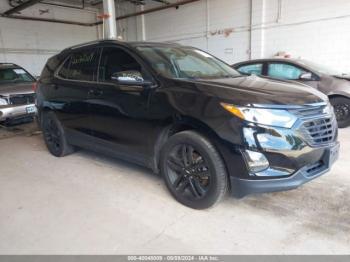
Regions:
[[0, 122, 349, 255]]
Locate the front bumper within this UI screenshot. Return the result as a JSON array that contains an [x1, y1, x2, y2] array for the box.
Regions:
[[214, 102, 340, 197], [230, 142, 340, 198], [0, 104, 36, 121]]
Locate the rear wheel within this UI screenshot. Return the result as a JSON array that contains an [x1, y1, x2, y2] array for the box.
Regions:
[[160, 131, 228, 209], [42, 111, 75, 157], [330, 97, 350, 128]]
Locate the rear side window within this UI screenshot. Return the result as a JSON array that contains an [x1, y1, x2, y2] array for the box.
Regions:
[[57, 48, 99, 81], [41, 55, 62, 82], [237, 63, 263, 75], [58, 57, 71, 79], [268, 63, 306, 80]]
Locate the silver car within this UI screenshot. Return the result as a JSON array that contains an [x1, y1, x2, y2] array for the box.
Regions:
[[0, 63, 36, 124], [233, 58, 350, 128]]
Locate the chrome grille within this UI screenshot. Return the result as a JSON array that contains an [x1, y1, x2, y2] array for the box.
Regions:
[[9, 94, 35, 105], [300, 116, 337, 146], [289, 105, 326, 118], [292, 103, 338, 147]]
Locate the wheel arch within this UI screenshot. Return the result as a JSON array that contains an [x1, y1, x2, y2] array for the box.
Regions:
[[328, 94, 350, 128], [36, 105, 53, 128], [152, 116, 225, 174], [328, 93, 350, 100]]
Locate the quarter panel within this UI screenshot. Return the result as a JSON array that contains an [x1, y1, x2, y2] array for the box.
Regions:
[[320, 75, 350, 98]]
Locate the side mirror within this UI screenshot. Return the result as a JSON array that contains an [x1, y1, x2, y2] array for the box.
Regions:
[[111, 70, 153, 87], [299, 72, 313, 81]]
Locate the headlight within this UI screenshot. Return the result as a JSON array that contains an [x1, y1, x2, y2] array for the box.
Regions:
[[324, 102, 334, 115], [0, 98, 8, 106], [220, 103, 298, 128]]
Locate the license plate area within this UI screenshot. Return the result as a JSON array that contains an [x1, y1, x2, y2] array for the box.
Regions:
[[26, 106, 36, 114], [329, 143, 340, 166]]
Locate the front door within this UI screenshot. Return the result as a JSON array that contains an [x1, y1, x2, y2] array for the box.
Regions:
[[267, 62, 320, 89], [88, 46, 156, 166]]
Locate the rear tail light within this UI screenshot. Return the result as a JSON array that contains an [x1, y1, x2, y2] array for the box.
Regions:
[[32, 82, 38, 92]]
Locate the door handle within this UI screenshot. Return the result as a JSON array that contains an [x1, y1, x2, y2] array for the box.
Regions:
[[88, 89, 103, 97]]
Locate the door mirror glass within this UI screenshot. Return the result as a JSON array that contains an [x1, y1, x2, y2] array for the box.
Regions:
[[299, 72, 313, 81], [99, 47, 154, 87], [111, 70, 152, 86]]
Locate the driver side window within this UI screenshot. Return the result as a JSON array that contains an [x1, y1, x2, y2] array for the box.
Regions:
[[268, 63, 307, 80], [99, 47, 145, 83]]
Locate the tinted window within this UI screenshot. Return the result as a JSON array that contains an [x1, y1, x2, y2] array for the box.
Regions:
[[41, 55, 62, 82], [99, 47, 144, 82], [58, 48, 99, 81], [176, 55, 225, 76], [268, 63, 307, 80], [58, 57, 72, 79], [237, 63, 263, 75], [0, 68, 34, 84]]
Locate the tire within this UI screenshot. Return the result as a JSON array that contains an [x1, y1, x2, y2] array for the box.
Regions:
[[330, 97, 350, 128], [42, 111, 75, 157], [160, 130, 228, 209]]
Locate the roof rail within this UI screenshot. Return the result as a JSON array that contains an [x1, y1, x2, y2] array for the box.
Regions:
[[67, 39, 122, 51]]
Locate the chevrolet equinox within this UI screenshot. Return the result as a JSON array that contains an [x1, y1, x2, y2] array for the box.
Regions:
[[36, 41, 340, 209]]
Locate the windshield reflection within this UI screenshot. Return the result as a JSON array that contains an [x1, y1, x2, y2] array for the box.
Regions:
[[136, 46, 241, 80]]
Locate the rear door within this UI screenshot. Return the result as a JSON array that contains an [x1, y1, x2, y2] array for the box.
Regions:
[[52, 47, 100, 144]]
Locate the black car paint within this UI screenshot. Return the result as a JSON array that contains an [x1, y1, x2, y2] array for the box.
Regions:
[[36, 41, 337, 197]]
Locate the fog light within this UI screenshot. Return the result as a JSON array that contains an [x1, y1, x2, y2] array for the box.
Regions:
[[242, 150, 269, 173]]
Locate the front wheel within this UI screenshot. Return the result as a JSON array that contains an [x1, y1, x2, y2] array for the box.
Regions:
[[330, 97, 350, 128], [160, 131, 228, 209]]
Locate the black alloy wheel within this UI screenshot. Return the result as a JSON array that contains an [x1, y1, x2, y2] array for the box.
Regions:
[[166, 144, 211, 199], [44, 117, 62, 154], [160, 131, 228, 209], [331, 97, 350, 128], [42, 111, 75, 157]]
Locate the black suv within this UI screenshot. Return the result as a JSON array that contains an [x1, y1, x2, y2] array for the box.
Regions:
[[36, 40, 339, 209]]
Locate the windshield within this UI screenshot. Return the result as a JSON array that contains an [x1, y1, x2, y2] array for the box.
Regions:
[[136, 46, 241, 79], [0, 68, 34, 84], [298, 60, 343, 76]]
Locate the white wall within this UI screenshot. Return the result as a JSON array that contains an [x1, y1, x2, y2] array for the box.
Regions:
[[2, 0, 349, 75], [263, 0, 350, 73], [131, 0, 350, 73], [0, 2, 99, 76], [139, 0, 251, 64]]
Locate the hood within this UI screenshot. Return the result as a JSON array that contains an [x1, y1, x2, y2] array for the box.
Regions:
[[333, 75, 350, 81], [178, 75, 327, 106], [0, 82, 34, 97]]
